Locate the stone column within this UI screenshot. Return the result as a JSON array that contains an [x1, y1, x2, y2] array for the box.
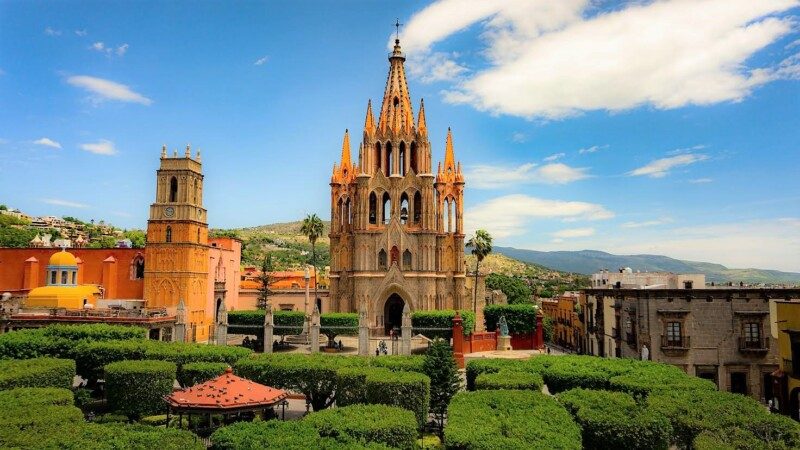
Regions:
[[263, 305, 274, 353], [358, 301, 369, 356], [215, 299, 227, 346], [310, 305, 320, 353], [174, 299, 186, 343], [401, 303, 412, 355]]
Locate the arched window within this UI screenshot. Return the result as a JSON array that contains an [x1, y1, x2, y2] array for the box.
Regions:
[[391, 246, 400, 266], [374, 142, 382, 174], [61, 270, 68, 285], [403, 250, 412, 271], [443, 199, 450, 233], [345, 198, 352, 225], [410, 142, 418, 173], [382, 192, 391, 224], [399, 142, 406, 176], [400, 193, 409, 224], [413, 191, 422, 224], [338, 198, 344, 229], [369, 192, 377, 225], [385, 142, 393, 177], [166, 226, 172, 243], [378, 249, 387, 270], [447, 198, 454, 233], [169, 177, 178, 202], [132, 255, 145, 280]]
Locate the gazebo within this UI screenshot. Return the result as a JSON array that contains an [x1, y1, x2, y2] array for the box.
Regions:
[[164, 367, 288, 430]]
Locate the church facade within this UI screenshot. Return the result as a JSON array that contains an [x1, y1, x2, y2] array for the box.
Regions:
[[329, 38, 467, 333]]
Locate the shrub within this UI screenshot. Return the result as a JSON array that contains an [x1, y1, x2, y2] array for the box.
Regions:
[[42, 323, 146, 341], [336, 366, 370, 406], [211, 419, 391, 449], [228, 310, 306, 336], [465, 358, 528, 390], [369, 355, 426, 373], [538, 355, 637, 393], [475, 370, 543, 391], [557, 388, 671, 450], [321, 313, 359, 344], [424, 339, 461, 423], [608, 363, 716, 397], [228, 309, 267, 326], [177, 361, 228, 387], [0, 357, 75, 390], [305, 404, 417, 449], [444, 390, 581, 449], [144, 341, 252, 368], [105, 360, 176, 419], [483, 304, 537, 334], [0, 329, 73, 359], [693, 428, 791, 450], [411, 310, 475, 339], [74, 339, 149, 381], [365, 369, 430, 428], [0, 387, 74, 407]]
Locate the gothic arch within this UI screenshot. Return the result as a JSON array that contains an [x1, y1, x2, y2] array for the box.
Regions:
[[385, 142, 393, 177], [399, 192, 409, 224], [369, 191, 377, 225], [399, 141, 406, 176], [130, 254, 145, 280], [169, 177, 178, 202], [410, 142, 418, 173], [413, 191, 422, 224], [382, 192, 391, 224], [374, 142, 382, 174]]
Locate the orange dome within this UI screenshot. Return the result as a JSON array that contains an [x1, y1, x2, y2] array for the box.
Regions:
[[48, 249, 77, 267]]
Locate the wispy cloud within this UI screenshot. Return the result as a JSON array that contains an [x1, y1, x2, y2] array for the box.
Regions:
[[578, 145, 607, 155], [67, 75, 152, 105], [79, 139, 117, 155], [403, 0, 800, 119], [33, 137, 62, 149], [621, 218, 673, 228], [116, 44, 129, 56], [465, 194, 614, 238], [629, 153, 708, 178], [468, 162, 589, 188], [254, 56, 269, 66], [41, 198, 89, 209], [90, 42, 129, 57], [75, 29, 87, 36], [552, 227, 595, 239], [511, 132, 527, 143], [44, 27, 61, 36], [543, 153, 565, 162], [689, 178, 713, 184], [408, 51, 467, 83]]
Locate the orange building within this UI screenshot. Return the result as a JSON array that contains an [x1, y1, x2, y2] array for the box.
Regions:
[[540, 291, 584, 352]]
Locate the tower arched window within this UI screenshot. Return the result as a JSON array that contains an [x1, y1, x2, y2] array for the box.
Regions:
[[169, 177, 178, 202], [385, 142, 392, 177], [197, 228, 201, 243], [369, 192, 377, 225], [410, 142, 418, 173], [443, 199, 451, 233], [400, 193, 409, 224], [378, 249, 387, 270], [413, 191, 422, 224], [447, 198, 454, 233], [374, 143, 382, 174], [345, 198, 352, 225], [337, 198, 344, 230], [71, 271, 77, 285], [399, 142, 406, 176], [50, 270, 56, 285], [403, 250, 412, 271], [166, 226, 172, 243], [382, 192, 391, 224]]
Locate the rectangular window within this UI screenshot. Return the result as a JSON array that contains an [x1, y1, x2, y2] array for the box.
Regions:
[[71, 272, 76, 285], [60, 271, 68, 284], [744, 322, 761, 343], [666, 322, 682, 345], [50, 271, 56, 285]]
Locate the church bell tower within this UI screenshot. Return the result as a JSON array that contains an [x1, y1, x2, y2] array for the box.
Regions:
[[144, 145, 210, 342]]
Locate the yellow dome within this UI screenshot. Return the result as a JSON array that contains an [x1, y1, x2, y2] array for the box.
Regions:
[[49, 250, 77, 267]]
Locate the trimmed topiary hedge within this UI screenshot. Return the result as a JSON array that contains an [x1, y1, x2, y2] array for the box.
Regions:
[[607, 363, 716, 397], [321, 313, 359, 344], [444, 389, 581, 449], [0, 325, 146, 360], [557, 388, 672, 450], [475, 370, 543, 391], [105, 360, 176, 420], [0, 357, 75, 390], [369, 355, 426, 374], [74, 339, 150, 382], [228, 310, 306, 335], [483, 304, 537, 334], [411, 310, 475, 339], [465, 358, 529, 390], [42, 323, 146, 341], [0, 387, 74, 407], [305, 404, 418, 450], [210, 418, 392, 449], [365, 369, 430, 428], [177, 361, 228, 387]]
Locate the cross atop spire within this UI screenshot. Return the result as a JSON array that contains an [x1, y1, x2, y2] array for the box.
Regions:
[[394, 18, 402, 41]]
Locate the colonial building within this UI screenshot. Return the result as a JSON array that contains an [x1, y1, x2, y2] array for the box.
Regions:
[[540, 291, 583, 352], [772, 301, 800, 420], [328, 37, 470, 333]]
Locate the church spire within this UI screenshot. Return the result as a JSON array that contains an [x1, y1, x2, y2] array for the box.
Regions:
[[377, 37, 415, 134], [364, 100, 375, 134], [444, 127, 455, 171], [340, 129, 351, 167], [417, 98, 427, 135]]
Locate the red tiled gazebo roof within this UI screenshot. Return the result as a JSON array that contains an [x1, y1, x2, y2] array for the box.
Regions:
[[164, 367, 287, 412]]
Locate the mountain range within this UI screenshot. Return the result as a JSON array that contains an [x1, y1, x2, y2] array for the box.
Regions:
[[491, 247, 800, 285]]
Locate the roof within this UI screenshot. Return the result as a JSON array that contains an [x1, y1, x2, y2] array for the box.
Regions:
[[49, 249, 77, 267], [164, 367, 287, 411]]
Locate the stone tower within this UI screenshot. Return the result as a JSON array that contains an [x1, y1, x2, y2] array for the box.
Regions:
[[329, 38, 466, 334], [144, 145, 210, 342]]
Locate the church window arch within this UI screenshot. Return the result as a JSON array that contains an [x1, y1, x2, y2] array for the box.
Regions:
[[131, 255, 145, 280], [413, 191, 422, 224], [399, 142, 406, 176], [385, 142, 392, 177], [403, 249, 412, 271], [391, 246, 399, 266], [378, 249, 387, 270], [443, 198, 450, 233], [410, 142, 418, 173], [345, 197, 352, 226], [393, 96, 399, 107], [369, 192, 377, 225], [166, 226, 172, 243], [400, 192, 409, 224], [374, 143, 382, 174], [71, 271, 77, 285], [337, 198, 344, 230], [382, 192, 391, 224], [169, 177, 178, 202], [447, 197, 454, 233]]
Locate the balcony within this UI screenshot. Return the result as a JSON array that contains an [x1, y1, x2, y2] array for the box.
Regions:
[[737, 337, 769, 353], [661, 335, 690, 350]]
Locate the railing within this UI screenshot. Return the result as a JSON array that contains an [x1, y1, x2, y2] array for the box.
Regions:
[[661, 335, 690, 350], [51, 307, 168, 318], [738, 337, 769, 352]]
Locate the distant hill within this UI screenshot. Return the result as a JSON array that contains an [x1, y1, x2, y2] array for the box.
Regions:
[[492, 247, 800, 285]]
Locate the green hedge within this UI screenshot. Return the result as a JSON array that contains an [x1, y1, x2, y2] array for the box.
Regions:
[[0, 420, 203, 449], [607, 363, 716, 397], [74, 339, 150, 381], [692, 428, 794, 450], [105, 360, 176, 420], [0, 357, 75, 390], [42, 323, 146, 341], [475, 370, 543, 391], [411, 310, 475, 339], [465, 358, 529, 391], [210, 419, 391, 449], [483, 304, 537, 334], [143, 341, 251, 367], [558, 388, 671, 450], [648, 389, 800, 449], [0, 387, 74, 407], [228, 310, 306, 335], [369, 355, 426, 374], [365, 369, 430, 428], [321, 313, 359, 343], [177, 361, 228, 387], [305, 404, 418, 450], [0, 325, 145, 360], [538, 355, 637, 393], [444, 390, 581, 449]]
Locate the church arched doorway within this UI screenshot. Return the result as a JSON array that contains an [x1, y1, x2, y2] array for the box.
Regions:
[[383, 294, 404, 335]]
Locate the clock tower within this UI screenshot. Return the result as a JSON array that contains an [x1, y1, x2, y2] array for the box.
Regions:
[[144, 144, 210, 342]]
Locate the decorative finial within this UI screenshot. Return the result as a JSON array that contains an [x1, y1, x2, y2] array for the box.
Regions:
[[196, 149, 201, 162], [173, 149, 178, 157], [185, 144, 191, 157], [161, 144, 167, 158]]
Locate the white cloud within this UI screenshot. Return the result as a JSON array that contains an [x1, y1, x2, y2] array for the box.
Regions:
[[254, 56, 269, 66], [578, 145, 607, 155], [511, 132, 527, 143], [543, 152, 565, 162], [404, 0, 800, 119], [465, 194, 614, 238], [552, 227, 595, 238], [91, 42, 129, 56], [33, 137, 62, 149], [468, 162, 589, 188], [689, 178, 714, 184], [408, 52, 467, 83], [91, 42, 106, 51], [79, 139, 117, 155], [44, 27, 61, 36], [621, 218, 673, 228], [629, 153, 708, 178], [75, 29, 87, 36], [67, 75, 152, 105], [41, 198, 88, 209], [116, 44, 129, 56]]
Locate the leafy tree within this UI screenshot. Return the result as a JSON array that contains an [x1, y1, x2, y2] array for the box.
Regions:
[[466, 229, 492, 318], [300, 213, 325, 310], [122, 230, 145, 248], [89, 236, 116, 248], [256, 254, 275, 309], [542, 316, 554, 343], [423, 339, 461, 434], [0, 227, 37, 247], [0, 204, 7, 210], [486, 273, 532, 304]]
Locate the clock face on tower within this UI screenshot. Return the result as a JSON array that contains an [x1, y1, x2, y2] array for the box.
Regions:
[[164, 206, 175, 217]]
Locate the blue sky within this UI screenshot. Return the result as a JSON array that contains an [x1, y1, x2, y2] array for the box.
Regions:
[[1, 0, 799, 271]]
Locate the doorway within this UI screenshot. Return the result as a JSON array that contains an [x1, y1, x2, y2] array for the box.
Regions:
[[383, 294, 405, 335], [730, 372, 748, 395]]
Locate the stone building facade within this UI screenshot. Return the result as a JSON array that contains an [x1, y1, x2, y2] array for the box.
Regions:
[[581, 286, 800, 402], [328, 38, 469, 333]]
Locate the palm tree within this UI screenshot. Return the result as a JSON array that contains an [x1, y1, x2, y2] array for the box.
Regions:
[[466, 229, 492, 319], [300, 213, 325, 315]]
